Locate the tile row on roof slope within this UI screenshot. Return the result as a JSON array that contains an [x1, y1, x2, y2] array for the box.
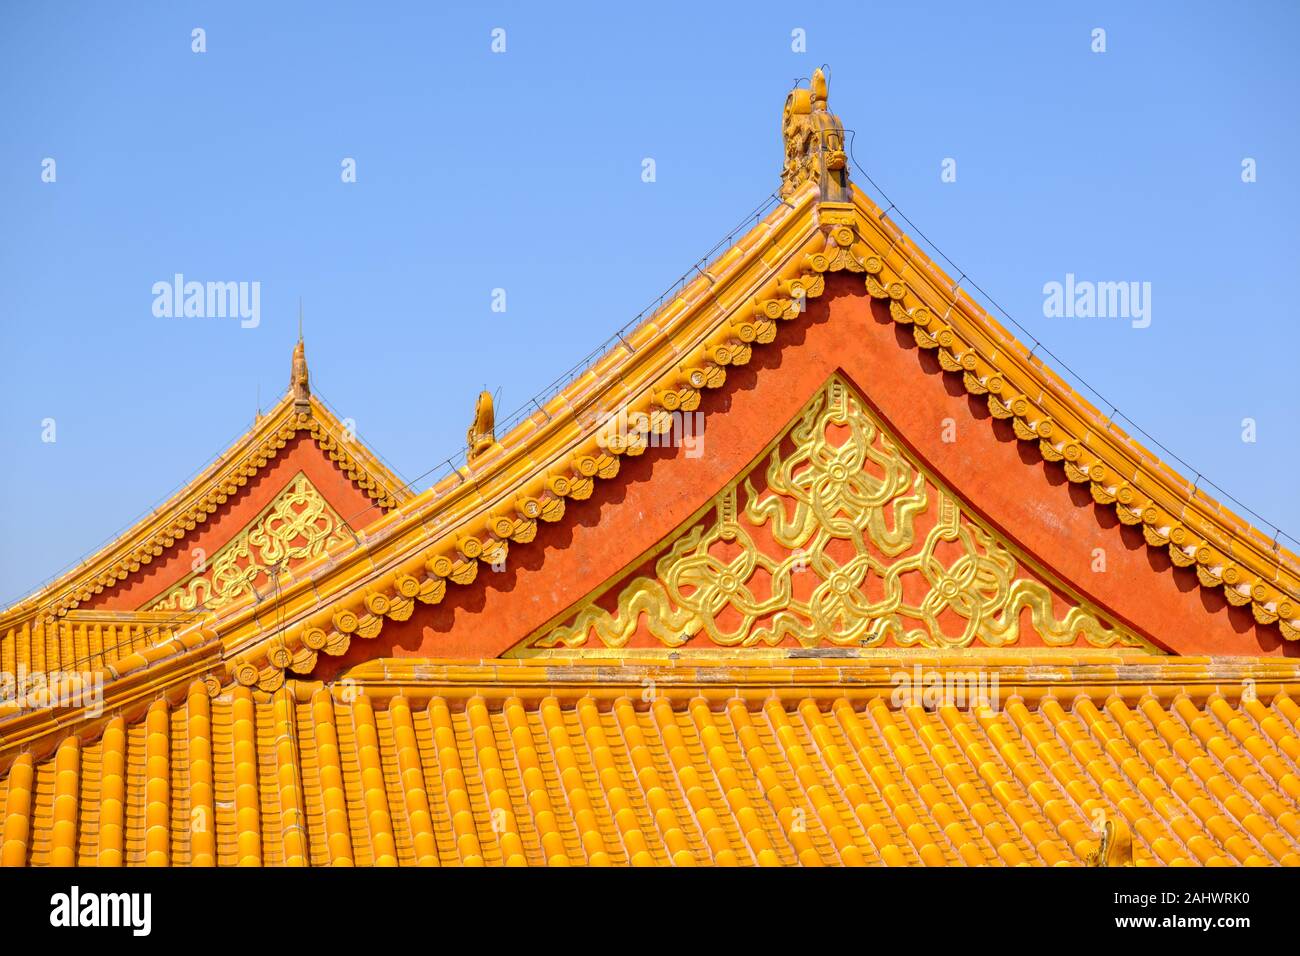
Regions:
[[3, 657, 1300, 866]]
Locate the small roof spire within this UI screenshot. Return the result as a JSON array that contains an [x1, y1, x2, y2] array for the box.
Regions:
[[291, 303, 311, 414]]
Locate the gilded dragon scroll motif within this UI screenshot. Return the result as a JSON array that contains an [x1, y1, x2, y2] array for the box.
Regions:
[[533, 376, 1146, 651], [148, 472, 350, 613]]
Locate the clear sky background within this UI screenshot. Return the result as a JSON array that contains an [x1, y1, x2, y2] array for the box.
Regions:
[[1, 1, 1296, 606]]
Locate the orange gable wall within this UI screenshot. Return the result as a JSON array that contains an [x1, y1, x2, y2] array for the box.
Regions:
[[315, 274, 1287, 675], [80, 432, 383, 611]]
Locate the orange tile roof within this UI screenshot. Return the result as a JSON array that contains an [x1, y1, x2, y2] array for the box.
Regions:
[[3, 656, 1299, 866]]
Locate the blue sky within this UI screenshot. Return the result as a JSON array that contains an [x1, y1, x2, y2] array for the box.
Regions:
[[1, 1, 1297, 605]]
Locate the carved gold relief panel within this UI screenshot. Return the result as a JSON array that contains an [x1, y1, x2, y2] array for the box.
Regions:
[[528, 375, 1149, 652], [148, 472, 350, 613]]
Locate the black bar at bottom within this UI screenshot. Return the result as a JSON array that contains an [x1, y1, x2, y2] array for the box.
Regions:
[[0, 865, 1282, 942]]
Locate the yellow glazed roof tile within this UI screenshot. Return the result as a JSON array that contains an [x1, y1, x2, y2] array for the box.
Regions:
[[1, 657, 1298, 866]]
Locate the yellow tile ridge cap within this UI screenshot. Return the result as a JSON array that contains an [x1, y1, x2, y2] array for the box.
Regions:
[[0, 634, 223, 773], [301, 671, 1298, 713], [4, 647, 1295, 779], [330, 654, 1300, 690]]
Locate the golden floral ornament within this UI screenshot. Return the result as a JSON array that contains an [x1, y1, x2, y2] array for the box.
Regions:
[[531, 376, 1148, 651], [149, 473, 351, 613]]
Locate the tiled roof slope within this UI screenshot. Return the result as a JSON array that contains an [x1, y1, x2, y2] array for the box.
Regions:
[[0, 612, 207, 719], [3, 656, 1299, 866]]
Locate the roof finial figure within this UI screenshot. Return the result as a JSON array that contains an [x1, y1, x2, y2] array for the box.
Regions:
[[467, 389, 499, 463], [1085, 817, 1134, 867], [780, 66, 850, 202], [291, 301, 311, 414]]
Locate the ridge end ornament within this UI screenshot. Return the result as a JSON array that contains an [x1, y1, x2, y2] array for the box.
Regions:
[[1085, 817, 1134, 867], [780, 67, 850, 203], [290, 308, 311, 414], [467, 389, 501, 463]]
